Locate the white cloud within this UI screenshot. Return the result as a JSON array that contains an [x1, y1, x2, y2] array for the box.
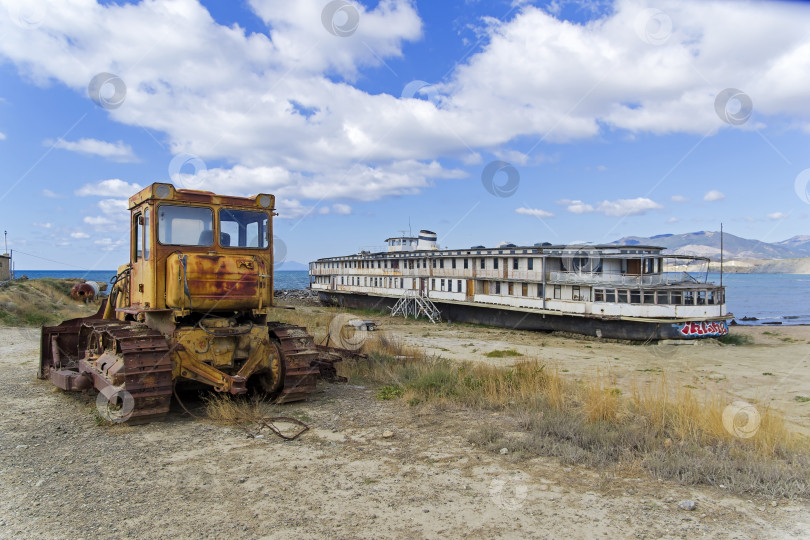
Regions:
[[1, 0, 810, 207], [42, 189, 64, 198], [83, 216, 113, 227], [667, 217, 679, 223], [0, 132, 6, 140], [50, 138, 137, 162], [596, 165, 607, 172], [93, 237, 127, 251], [596, 197, 663, 216], [332, 203, 352, 215], [558, 197, 662, 216], [558, 199, 595, 214], [671, 195, 689, 203], [515, 207, 554, 218], [70, 232, 90, 239], [181, 161, 465, 204], [33, 222, 52, 228], [703, 190, 725, 202], [767, 211, 788, 220], [76, 179, 142, 198], [318, 206, 331, 215], [493, 149, 530, 166]]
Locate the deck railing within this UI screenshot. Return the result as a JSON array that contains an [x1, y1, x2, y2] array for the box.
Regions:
[[547, 271, 702, 286]]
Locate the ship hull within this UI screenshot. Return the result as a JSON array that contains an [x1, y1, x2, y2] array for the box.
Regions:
[[316, 290, 729, 341]]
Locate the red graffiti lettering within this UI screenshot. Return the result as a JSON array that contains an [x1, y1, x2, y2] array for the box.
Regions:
[[679, 321, 728, 337]]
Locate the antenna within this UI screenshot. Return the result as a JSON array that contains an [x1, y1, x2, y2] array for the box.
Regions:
[[408, 217, 412, 238], [3, 230, 6, 255]]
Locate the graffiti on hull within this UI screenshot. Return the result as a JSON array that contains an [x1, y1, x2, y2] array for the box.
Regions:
[[678, 321, 729, 337]]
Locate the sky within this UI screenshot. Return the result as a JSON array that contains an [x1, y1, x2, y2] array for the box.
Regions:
[[0, 0, 808, 270]]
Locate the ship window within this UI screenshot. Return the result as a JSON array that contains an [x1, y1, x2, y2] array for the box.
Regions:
[[341, 277, 344, 285], [464, 259, 468, 269], [553, 285, 561, 299], [219, 209, 269, 248], [617, 290, 629, 303], [158, 205, 214, 246], [494, 282, 500, 294], [708, 290, 716, 304], [572, 286, 580, 300], [605, 289, 616, 302], [656, 291, 668, 304], [432, 279, 435, 290], [400, 278, 404, 288], [670, 291, 682, 304], [494, 259, 499, 269], [452, 259, 456, 269], [594, 289, 604, 302], [508, 283, 514, 295], [441, 279, 445, 290], [644, 291, 655, 304], [537, 284, 544, 297], [480, 258, 485, 269], [697, 291, 707, 305], [457, 280, 462, 292], [528, 258, 533, 270], [684, 291, 695, 305], [432, 259, 436, 268], [440, 259, 444, 269], [513, 258, 518, 270], [630, 290, 641, 304], [522, 283, 528, 296], [448, 280, 453, 292]]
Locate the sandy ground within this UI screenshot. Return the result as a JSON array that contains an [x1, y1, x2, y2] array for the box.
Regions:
[[366, 316, 810, 436], [2, 324, 810, 539]]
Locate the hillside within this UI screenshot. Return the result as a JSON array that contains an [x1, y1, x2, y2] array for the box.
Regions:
[[614, 231, 809, 260], [0, 278, 101, 326]]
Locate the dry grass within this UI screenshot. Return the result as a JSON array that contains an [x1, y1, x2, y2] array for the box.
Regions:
[[203, 394, 278, 424], [338, 330, 810, 498], [210, 306, 809, 498], [0, 278, 99, 327]]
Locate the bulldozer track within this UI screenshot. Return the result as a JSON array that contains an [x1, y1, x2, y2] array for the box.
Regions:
[[82, 320, 173, 423], [268, 323, 327, 404]]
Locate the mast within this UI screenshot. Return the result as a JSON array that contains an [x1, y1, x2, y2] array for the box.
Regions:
[[720, 223, 724, 288]]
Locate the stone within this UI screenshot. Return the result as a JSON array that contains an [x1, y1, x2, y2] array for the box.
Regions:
[[678, 500, 697, 511], [499, 447, 508, 455], [382, 430, 394, 439]]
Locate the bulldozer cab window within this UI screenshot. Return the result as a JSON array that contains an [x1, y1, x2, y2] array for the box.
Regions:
[[219, 209, 268, 249], [143, 207, 150, 260], [158, 205, 214, 246], [134, 213, 143, 261]]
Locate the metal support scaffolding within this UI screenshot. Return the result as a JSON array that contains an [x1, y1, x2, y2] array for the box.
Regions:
[[390, 290, 441, 324]]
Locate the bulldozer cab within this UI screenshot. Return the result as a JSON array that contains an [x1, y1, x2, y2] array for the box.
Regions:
[[117, 183, 276, 318]]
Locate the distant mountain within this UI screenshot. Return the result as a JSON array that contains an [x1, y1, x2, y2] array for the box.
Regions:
[[276, 260, 309, 271], [775, 235, 810, 256], [613, 231, 808, 260]]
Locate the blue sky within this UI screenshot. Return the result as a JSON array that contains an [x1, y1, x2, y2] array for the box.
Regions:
[[0, 0, 808, 270]]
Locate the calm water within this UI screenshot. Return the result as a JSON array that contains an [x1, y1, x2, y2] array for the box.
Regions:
[[14, 270, 808, 325], [709, 273, 810, 325]]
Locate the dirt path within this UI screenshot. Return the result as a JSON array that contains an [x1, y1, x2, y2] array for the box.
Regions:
[[1, 326, 809, 539]]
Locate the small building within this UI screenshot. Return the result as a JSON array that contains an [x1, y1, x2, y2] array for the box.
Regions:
[[0, 253, 10, 281]]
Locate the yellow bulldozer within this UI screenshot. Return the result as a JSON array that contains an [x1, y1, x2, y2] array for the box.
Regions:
[[39, 183, 344, 422]]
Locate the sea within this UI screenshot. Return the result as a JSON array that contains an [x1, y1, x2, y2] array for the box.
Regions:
[[13, 270, 810, 326]]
